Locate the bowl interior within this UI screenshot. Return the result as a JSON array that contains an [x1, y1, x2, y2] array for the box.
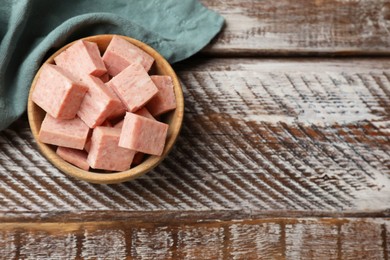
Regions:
[[27, 35, 184, 184]]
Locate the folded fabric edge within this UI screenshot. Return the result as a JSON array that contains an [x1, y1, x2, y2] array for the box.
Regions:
[[153, 0, 225, 63]]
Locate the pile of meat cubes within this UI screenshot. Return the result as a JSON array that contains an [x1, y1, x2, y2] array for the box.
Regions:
[[32, 36, 176, 172]]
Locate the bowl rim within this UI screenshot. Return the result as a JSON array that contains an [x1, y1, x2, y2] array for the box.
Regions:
[[27, 34, 184, 184]]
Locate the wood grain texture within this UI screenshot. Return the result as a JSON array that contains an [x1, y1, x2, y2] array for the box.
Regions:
[[2, 1, 389, 258], [201, 0, 390, 55], [0, 218, 388, 259], [1, 58, 389, 218]]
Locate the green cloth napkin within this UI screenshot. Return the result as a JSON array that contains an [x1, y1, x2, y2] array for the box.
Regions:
[[0, 0, 224, 131]]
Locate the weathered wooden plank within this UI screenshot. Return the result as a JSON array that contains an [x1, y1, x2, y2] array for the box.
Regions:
[[201, 0, 390, 55], [19, 232, 77, 259], [0, 218, 388, 259], [131, 226, 174, 260], [0, 231, 17, 259], [1, 58, 390, 216], [228, 222, 283, 259], [385, 222, 390, 259], [285, 221, 339, 259], [176, 225, 225, 259], [81, 229, 127, 259], [340, 220, 385, 260]]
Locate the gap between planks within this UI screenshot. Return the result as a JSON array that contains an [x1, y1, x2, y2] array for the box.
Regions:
[[1, 210, 390, 223]]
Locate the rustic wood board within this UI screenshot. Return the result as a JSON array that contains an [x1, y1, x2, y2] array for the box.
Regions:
[[0, 218, 388, 259], [201, 0, 390, 55], [1, 58, 389, 218], [2, 1, 390, 258]]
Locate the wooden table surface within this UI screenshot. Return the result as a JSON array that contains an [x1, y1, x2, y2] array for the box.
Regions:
[[1, 0, 390, 259]]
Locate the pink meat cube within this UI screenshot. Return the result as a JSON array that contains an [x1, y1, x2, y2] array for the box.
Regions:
[[77, 75, 123, 128], [146, 76, 177, 116], [102, 35, 154, 76], [32, 64, 88, 119], [54, 40, 106, 77], [119, 112, 168, 156], [56, 146, 89, 171], [39, 114, 89, 150], [87, 127, 135, 171], [107, 63, 158, 112], [124, 108, 155, 164]]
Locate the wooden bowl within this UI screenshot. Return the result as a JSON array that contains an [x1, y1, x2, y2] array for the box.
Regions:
[[27, 35, 184, 184]]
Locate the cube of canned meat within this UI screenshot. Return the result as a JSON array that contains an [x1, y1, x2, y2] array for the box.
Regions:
[[119, 112, 168, 156], [102, 35, 154, 76], [77, 75, 123, 128], [54, 40, 107, 78], [107, 63, 158, 112], [146, 75, 177, 116], [32, 64, 88, 119], [39, 114, 89, 150], [56, 146, 89, 171], [115, 107, 155, 164], [87, 126, 135, 171]]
